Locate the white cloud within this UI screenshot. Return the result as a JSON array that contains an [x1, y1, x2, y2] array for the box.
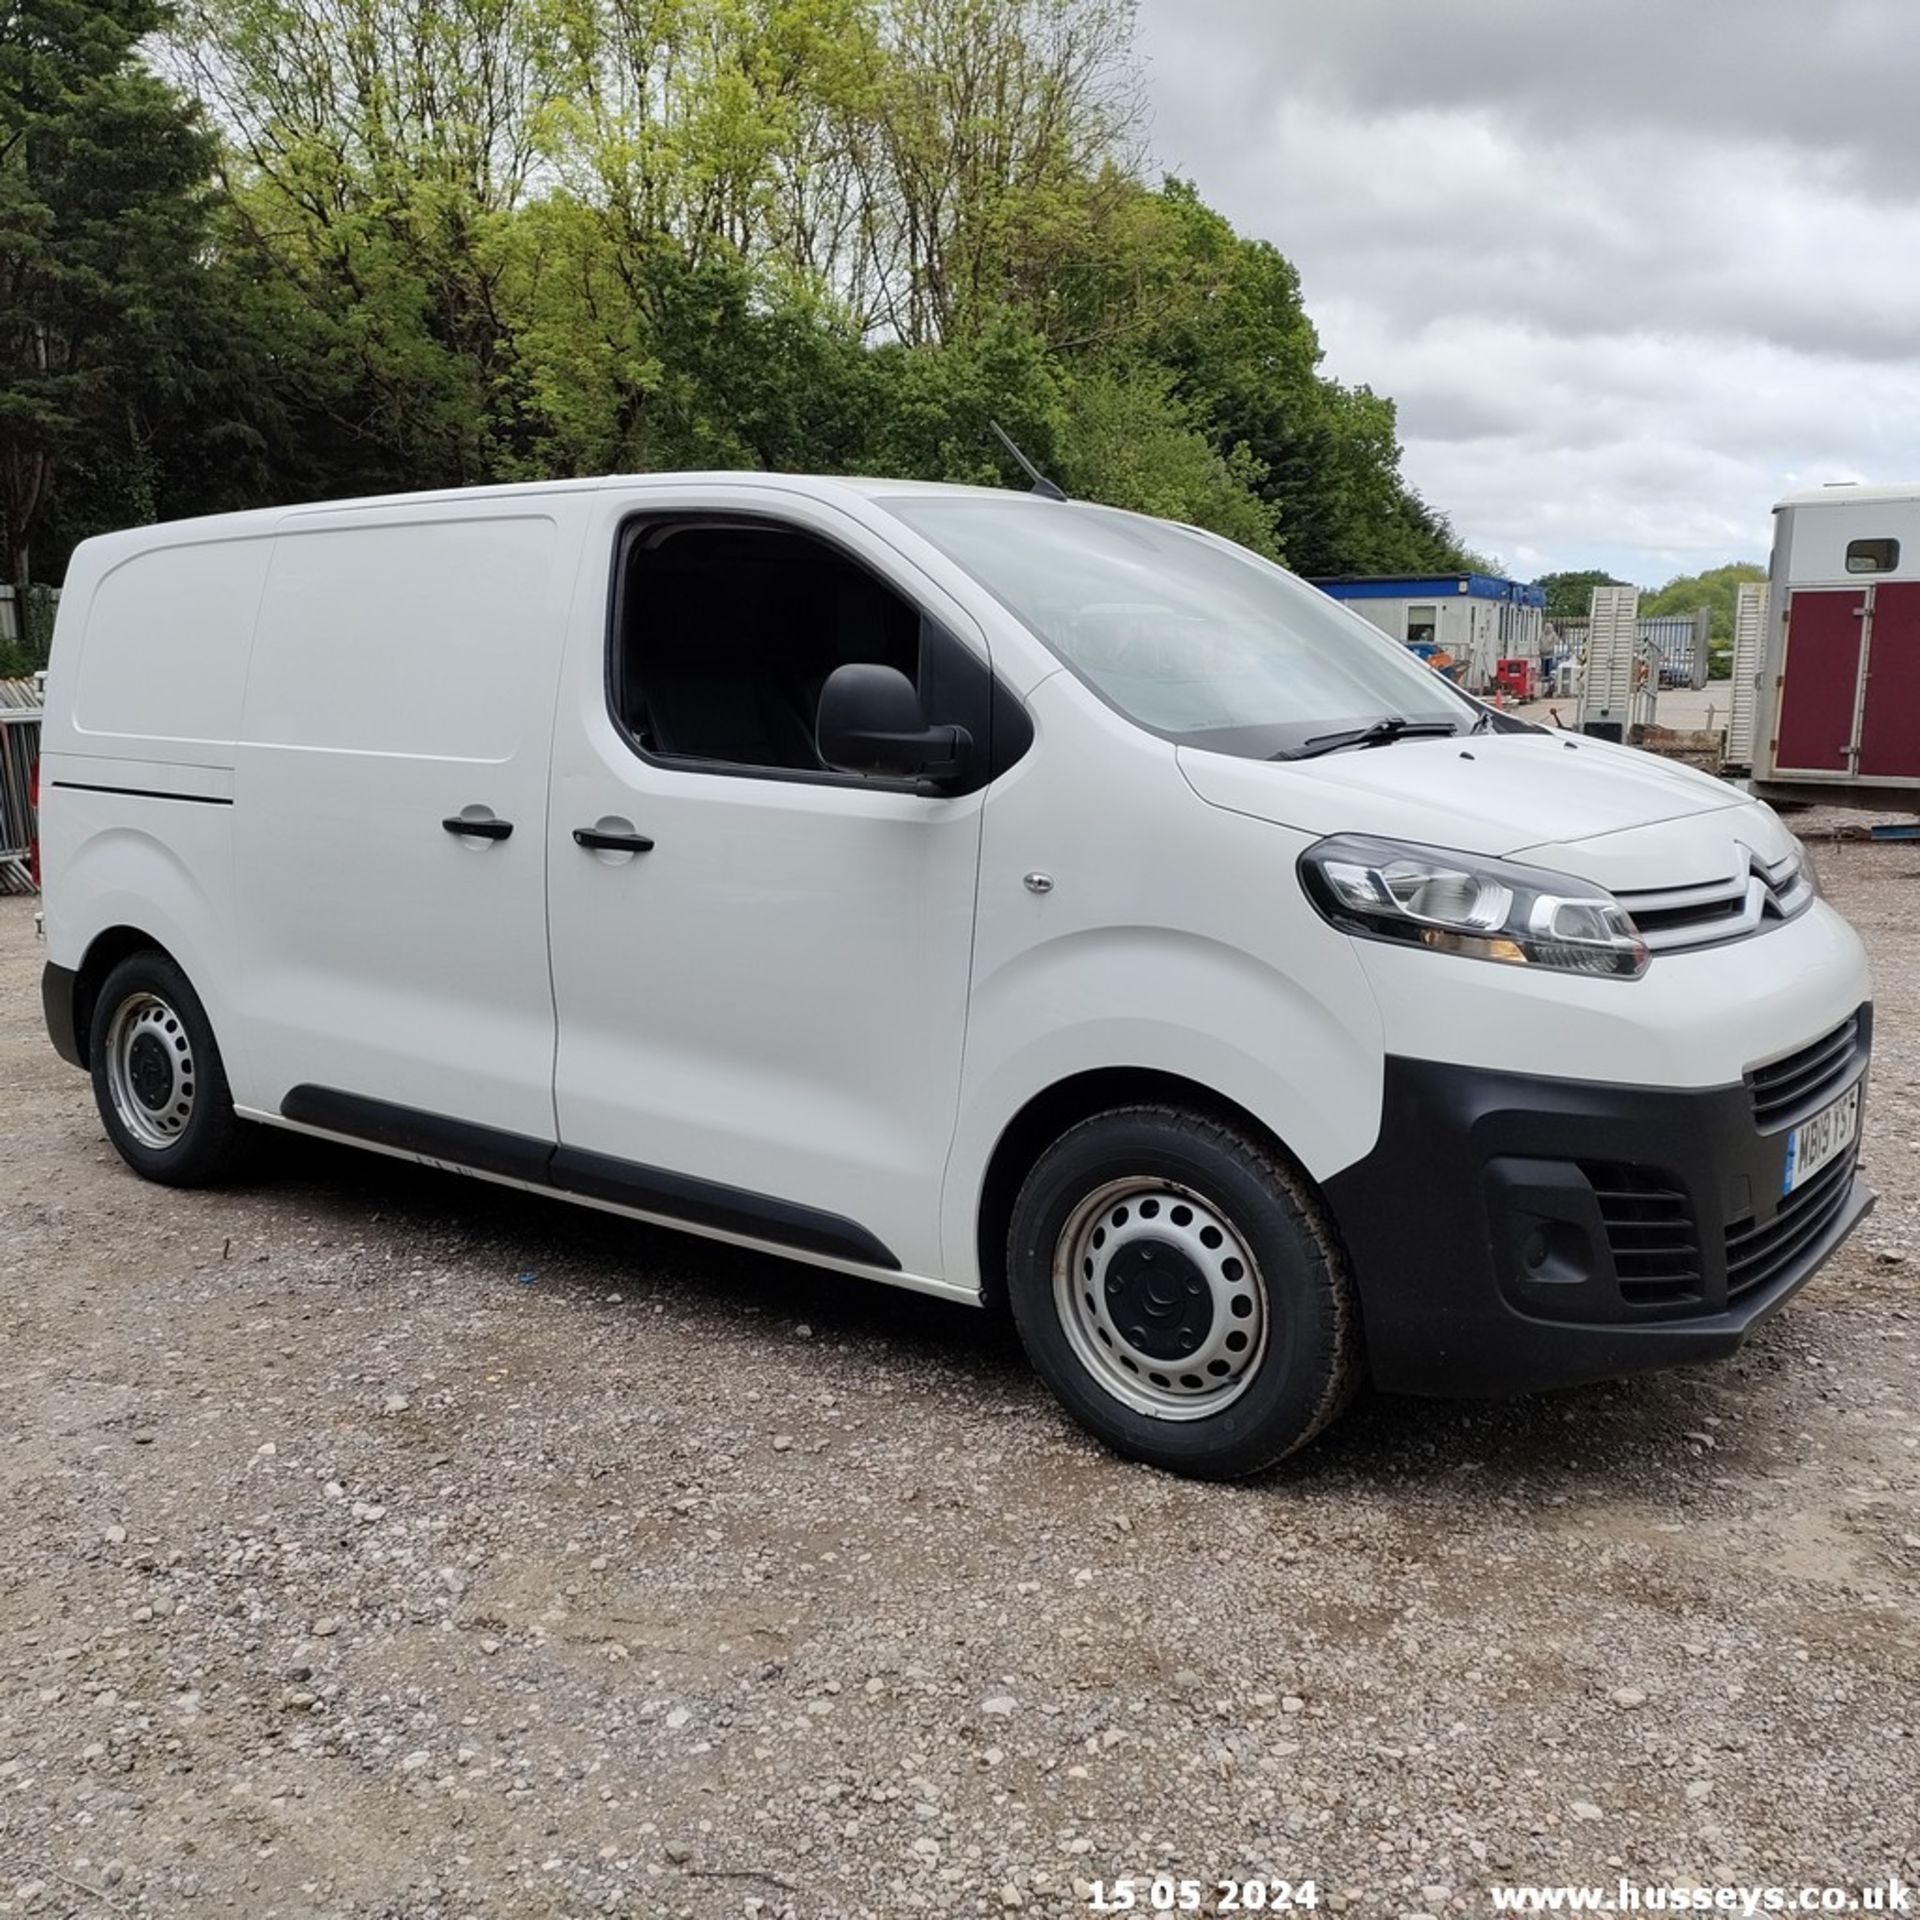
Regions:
[[1134, 0, 1920, 580]]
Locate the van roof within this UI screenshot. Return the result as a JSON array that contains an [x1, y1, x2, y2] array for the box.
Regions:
[[1775, 482, 1920, 510], [71, 473, 1046, 557]]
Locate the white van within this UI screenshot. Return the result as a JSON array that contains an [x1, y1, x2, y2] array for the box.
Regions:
[[37, 475, 1873, 1477]]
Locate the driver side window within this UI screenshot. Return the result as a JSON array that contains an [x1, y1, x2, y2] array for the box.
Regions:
[[612, 520, 929, 775]]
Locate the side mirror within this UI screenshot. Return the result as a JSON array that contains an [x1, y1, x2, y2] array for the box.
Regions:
[[816, 663, 971, 783]]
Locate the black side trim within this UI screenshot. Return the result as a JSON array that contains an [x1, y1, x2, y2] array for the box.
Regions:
[[41, 962, 84, 1069], [279, 1084, 901, 1272], [550, 1145, 900, 1270], [281, 1085, 552, 1186], [50, 780, 233, 806]]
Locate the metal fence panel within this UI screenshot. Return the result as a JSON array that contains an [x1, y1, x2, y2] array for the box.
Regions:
[[0, 584, 60, 648], [0, 680, 42, 894], [1727, 581, 1768, 769], [1581, 585, 1642, 728]]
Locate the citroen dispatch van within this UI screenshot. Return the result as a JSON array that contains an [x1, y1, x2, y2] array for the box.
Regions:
[[37, 475, 1874, 1477]]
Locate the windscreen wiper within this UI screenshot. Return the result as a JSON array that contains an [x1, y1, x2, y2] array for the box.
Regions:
[[1288, 717, 1461, 760]]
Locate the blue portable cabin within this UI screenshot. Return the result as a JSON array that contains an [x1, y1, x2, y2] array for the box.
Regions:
[[1310, 573, 1547, 694]]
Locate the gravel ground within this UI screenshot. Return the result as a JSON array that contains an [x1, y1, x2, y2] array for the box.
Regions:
[[1, 833, 1917, 1920]]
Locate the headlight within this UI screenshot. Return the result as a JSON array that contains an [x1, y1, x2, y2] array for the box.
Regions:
[[1299, 835, 1649, 979]]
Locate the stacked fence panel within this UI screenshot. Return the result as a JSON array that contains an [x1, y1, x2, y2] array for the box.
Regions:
[[1727, 582, 1768, 771], [1581, 585, 1642, 732], [0, 679, 42, 894]]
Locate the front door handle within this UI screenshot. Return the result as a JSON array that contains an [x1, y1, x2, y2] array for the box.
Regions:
[[443, 814, 513, 841], [573, 827, 655, 854]]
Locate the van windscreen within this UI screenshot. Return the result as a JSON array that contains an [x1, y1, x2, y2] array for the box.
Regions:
[[883, 497, 1479, 761]]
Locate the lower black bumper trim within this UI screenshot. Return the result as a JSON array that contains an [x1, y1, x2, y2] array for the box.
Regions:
[[1323, 1039, 1874, 1399]]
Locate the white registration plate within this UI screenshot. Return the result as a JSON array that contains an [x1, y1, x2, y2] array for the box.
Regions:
[[1782, 1080, 1861, 1195]]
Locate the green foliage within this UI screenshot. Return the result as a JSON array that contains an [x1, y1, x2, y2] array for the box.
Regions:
[[1055, 365, 1280, 555], [0, 581, 55, 673], [854, 323, 1064, 485], [1534, 568, 1630, 620], [0, 0, 220, 592], [1643, 562, 1767, 647], [12, 0, 1486, 597]]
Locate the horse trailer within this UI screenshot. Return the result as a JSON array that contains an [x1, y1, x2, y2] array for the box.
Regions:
[[1752, 484, 1920, 812]]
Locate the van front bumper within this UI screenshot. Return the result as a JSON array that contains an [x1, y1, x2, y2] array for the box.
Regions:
[[1321, 1012, 1874, 1398]]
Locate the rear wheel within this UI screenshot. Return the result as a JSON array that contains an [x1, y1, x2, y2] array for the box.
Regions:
[[89, 951, 252, 1186], [1006, 1105, 1360, 1478]]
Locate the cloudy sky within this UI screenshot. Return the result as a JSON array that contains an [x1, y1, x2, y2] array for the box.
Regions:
[[1133, 0, 1920, 584]]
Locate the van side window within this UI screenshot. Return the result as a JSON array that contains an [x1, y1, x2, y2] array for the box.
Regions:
[[612, 523, 929, 774], [1846, 537, 1899, 574]]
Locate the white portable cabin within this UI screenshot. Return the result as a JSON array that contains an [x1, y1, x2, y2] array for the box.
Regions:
[[1751, 484, 1920, 811], [1310, 573, 1546, 694]]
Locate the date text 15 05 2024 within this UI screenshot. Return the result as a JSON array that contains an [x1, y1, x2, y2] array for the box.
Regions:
[[1086, 1880, 1319, 1912]]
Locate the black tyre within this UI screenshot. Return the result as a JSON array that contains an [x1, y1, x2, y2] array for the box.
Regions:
[[88, 950, 253, 1187], [1006, 1105, 1361, 1478]]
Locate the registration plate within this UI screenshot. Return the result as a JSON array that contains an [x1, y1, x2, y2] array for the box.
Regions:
[[1782, 1080, 1862, 1195]]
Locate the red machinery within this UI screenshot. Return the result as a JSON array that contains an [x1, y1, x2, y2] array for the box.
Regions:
[[1491, 657, 1538, 701]]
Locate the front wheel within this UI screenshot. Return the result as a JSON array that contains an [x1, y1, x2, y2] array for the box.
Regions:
[[89, 950, 253, 1187], [1005, 1106, 1361, 1478]]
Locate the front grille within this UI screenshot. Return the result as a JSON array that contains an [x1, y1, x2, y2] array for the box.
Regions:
[[1746, 1013, 1863, 1132], [1726, 1147, 1859, 1302], [1616, 848, 1814, 955], [1579, 1162, 1702, 1304]]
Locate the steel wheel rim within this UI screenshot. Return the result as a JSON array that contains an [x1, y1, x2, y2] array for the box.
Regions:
[[104, 992, 197, 1151], [1052, 1177, 1269, 1421]]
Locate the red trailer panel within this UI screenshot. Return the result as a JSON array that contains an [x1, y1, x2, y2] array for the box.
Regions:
[[1774, 589, 1864, 772], [1858, 580, 1920, 779]]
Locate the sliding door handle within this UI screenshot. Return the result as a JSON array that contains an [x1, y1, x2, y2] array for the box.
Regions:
[[443, 814, 513, 841], [573, 827, 655, 854]]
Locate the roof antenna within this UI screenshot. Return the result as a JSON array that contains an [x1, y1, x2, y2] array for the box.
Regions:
[[989, 420, 1067, 501]]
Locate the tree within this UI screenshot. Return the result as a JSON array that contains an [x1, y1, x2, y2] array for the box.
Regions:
[[837, 0, 1143, 345], [1643, 561, 1767, 647], [1054, 364, 1279, 555], [175, 0, 564, 491], [0, 0, 1485, 596], [0, 0, 219, 601], [1060, 179, 1482, 575], [854, 319, 1062, 485], [1534, 568, 1629, 620]]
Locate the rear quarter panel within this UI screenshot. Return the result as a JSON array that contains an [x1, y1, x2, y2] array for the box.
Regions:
[[38, 528, 276, 1100]]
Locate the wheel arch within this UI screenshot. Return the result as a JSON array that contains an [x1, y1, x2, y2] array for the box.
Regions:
[[973, 1067, 1324, 1313], [62, 925, 187, 1068]]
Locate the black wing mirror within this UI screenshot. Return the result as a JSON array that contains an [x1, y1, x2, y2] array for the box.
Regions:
[[816, 663, 971, 783]]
